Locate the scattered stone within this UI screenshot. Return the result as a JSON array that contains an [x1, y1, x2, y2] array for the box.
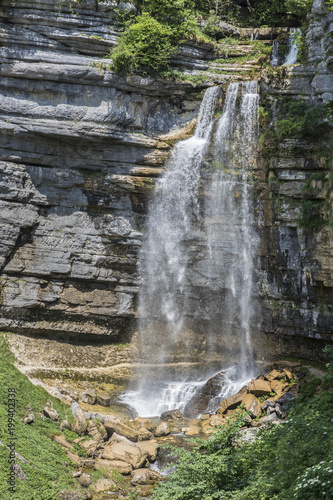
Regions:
[[95, 458, 132, 475], [258, 413, 278, 426], [79, 439, 99, 457], [160, 409, 184, 421], [154, 422, 170, 437], [270, 379, 284, 395], [60, 420, 71, 431], [72, 471, 82, 478], [102, 433, 148, 469], [57, 490, 92, 500], [275, 403, 287, 419], [53, 435, 74, 451], [135, 417, 154, 431], [183, 371, 229, 417], [136, 440, 158, 462], [248, 379, 272, 397], [276, 392, 296, 406], [131, 468, 150, 486], [78, 473, 92, 487], [184, 425, 201, 436], [104, 417, 139, 441], [135, 485, 155, 498], [82, 389, 96, 405], [94, 478, 118, 493], [66, 451, 81, 467], [242, 393, 262, 418], [138, 427, 153, 441], [149, 470, 163, 482], [200, 414, 210, 420], [71, 402, 87, 436], [96, 393, 111, 407], [208, 414, 226, 427], [236, 427, 260, 444], [265, 369, 284, 381], [217, 386, 248, 414], [13, 463, 27, 481], [43, 406, 59, 421], [23, 410, 34, 424], [87, 420, 108, 442]]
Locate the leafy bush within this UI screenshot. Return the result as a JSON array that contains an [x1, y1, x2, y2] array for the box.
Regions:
[[112, 14, 177, 74]]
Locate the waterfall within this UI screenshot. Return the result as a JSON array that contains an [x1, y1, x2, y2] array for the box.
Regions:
[[283, 28, 301, 65], [120, 82, 260, 417], [271, 40, 279, 67]]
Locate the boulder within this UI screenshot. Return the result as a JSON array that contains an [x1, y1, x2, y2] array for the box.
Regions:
[[53, 435, 74, 451], [71, 402, 87, 436], [102, 433, 148, 469], [217, 386, 248, 414], [43, 406, 59, 421], [82, 389, 96, 405], [60, 420, 71, 431], [104, 417, 139, 441], [160, 409, 184, 421], [265, 369, 284, 381], [130, 417, 153, 432], [248, 379, 272, 397], [183, 372, 229, 417], [236, 427, 260, 444], [87, 420, 108, 442], [138, 427, 153, 441], [208, 414, 226, 427], [184, 425, 201, 436], [66, 451, 81, 467], [136, 440, 158, 462], [79, 439, 99, 457], [270, 379, 284, 395], [241, 393, 262, 418], [131, 468, 150, 486], [78, 473, 91, 487], [154, 422, 170, 437], [23, 410, 34, 424], [257, 413, 278, 426], [57, 491, 92, 500], [96, 393, 111, 407], [95, 458, 132, 475], [94, 478, 117, 493]]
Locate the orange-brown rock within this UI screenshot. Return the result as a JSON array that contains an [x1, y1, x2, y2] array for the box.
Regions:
[[94, 458, 132, 475], [270, 379, 284, 395], [248, 379, 272, 397], [265, 369, 285, 381], [241, 393, 262, 418], [217, 386, 248, 414]]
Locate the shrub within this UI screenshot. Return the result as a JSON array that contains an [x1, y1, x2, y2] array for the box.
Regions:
[[112, 14, 177, 74]]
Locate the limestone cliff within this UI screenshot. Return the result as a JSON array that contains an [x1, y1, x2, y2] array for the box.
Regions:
[[0, 0, 332, 367]]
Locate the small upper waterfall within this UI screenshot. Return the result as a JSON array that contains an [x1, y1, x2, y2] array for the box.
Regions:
[[120, 82, 260, 417], [271, 40, 279, 67], [284, 28, 301, 65]]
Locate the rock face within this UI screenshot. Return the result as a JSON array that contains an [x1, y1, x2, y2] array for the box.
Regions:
[[0, 0, 332, 367]]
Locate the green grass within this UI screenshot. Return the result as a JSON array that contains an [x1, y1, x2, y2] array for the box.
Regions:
[[0, 334, 77, 499]]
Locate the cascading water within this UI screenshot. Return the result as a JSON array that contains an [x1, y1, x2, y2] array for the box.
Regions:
[[271, 40, 279, 67], [120, 82, 260, 417], [284, 28, 301, 65]]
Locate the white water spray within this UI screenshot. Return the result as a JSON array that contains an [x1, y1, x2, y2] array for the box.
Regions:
[[284, 28, 301, 65], [271, 40, 279, 67]]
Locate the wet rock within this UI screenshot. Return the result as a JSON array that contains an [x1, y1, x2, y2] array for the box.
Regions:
[[78, 473, 92, 487], [60, 420, 71, 431], [43, 406, 59, 421], [183, 372, 228, 417], [95, 458, 132, 475], [82, 389, 96, 405], [248, 379, 272, 397], [241, 393, 262, 418], [184, 425, 201, 436], [275, 403, 287, 419], [71, 403, 87, 436], [160, 409, 184, 421], [131, 468, 150, 486], [217, 386, 248, 414], [275, 392, 296, 406], [102, 433, 148, 469], [154, 422, 170, 437]]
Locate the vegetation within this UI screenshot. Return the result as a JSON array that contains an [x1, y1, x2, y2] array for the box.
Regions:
[[0, 334, 76, 499], [153, 350, 333, 499]]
